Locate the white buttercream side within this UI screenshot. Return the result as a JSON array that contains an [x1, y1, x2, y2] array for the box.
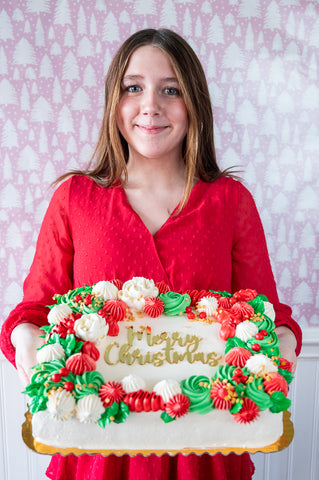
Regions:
[[32, 409, 283, 450]]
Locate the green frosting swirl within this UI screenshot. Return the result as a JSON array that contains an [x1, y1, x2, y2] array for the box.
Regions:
[[53, 285, 105, 314], [248, 294, 268, 314], [74, 371, 105, 399], [247, 331, 280, 357], [159, 292, 191, 316], [250, 314, 274, 333], [180, 375, 213, 414], [245, 377, 272, 411]]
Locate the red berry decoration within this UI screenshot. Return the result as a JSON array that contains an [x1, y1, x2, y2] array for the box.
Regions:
[[59, 367, 69, 377], [252, 343, 261, 352], [51, 373, 62, 383], [187, 312, 195, 319], [186, 306, 192, 313], [84, 294, 92, 305], [64, 382, 74, 391], [199, 311, 207, 319], [74, 294, 82, 302], [255, 332, 264, 341], [260, 330, 268, 336]]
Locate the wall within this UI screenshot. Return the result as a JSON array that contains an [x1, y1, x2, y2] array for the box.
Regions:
[[0, 1, 318, 479]]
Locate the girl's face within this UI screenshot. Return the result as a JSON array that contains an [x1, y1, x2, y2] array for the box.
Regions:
[[117, 45, 188, 165]]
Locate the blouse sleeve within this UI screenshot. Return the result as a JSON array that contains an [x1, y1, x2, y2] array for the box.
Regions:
[[0, 179, 74, 366], [231, 181, 302, 355]]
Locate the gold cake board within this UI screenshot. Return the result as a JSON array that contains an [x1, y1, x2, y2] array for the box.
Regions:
[[22, 410, 294, 457]]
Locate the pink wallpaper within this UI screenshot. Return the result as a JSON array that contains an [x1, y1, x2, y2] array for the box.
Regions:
[[0, 0, 318, 330]]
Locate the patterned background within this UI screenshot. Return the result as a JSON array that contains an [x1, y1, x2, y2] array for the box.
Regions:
[[0, 0, 318, 333]]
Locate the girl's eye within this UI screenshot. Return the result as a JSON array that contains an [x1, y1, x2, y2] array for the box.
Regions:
[[164, 87, 180, 96], [125, 85, 142, 93]]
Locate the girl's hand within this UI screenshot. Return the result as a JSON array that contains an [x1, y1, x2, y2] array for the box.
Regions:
[[275, 326, 298, 374], [11, 323, 44, 388]]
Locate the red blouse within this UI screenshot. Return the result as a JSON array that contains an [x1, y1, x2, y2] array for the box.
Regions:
[[0, 175, 302, 480]]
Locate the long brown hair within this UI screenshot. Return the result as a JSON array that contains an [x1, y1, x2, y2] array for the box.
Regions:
[[56, 29, 234, 210]]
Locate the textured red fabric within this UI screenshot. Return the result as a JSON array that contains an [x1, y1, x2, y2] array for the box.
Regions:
[[0, 175, 302, 479]]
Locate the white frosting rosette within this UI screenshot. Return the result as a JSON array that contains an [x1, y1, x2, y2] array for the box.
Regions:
[[48, 304, 72, 325], [121, 374, 146, 393], [92, 280, 118, 301], [36, 343, 65, 363], [153, 379, 181, 403], [245, 353, 278, 376], [47, 389, 76, 420], [118, 277, 158, 311], [197, 296, 218, 316], [74, 313, 108, 342], [76, 394, 105, 423], [263, 301, 275, 321], [235, 320, 259, 342]]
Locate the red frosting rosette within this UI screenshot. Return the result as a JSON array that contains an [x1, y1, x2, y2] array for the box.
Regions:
[[233, 398, 260, 424], [165, 394, 190, 419], [143, 297, 164, 317], [224, 347, 252, 367], [99, 381, 126, 406], [65, 352, 96, 375], [182, 289, 215, 306], [82, 341, 100, 361], [263, 372, 289, 396], [99, 299, 127, 336], [232, 289, 258, 302]]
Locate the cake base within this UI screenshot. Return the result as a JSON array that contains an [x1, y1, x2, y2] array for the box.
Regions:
[[22, 409, 294, 456]]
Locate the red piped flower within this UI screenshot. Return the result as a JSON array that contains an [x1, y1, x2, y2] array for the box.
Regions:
[[263, 372, 289, 396], [82, 341, 100, 361], [233, 398, 260, 424], [165, 394, 190, 419], [144, 297, 164, 317], [99, 381, 125, 406], [277, 358, 293, 372], [230, 301, 254, 321], [232, 289, 258, 302], [65, 352, 96, 375], [210, 381, 237, 410], [182, 289, 215, 306], [225, 347, 252, 367], [100, 299, 127, 321]]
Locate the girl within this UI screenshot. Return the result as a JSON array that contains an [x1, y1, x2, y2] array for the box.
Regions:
[[1, 28, 302, 480]]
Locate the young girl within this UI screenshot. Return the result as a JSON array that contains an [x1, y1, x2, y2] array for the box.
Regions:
[[1, 28, 302, 480]]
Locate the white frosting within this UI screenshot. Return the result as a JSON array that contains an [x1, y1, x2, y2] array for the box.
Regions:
[[36, 343, 65, 363], [74, 313, 109, 342], [121, 374, 146, 393], [47, 390, 76, 421], [153, 379, 181, 403], [197, 296, 219, 316], [118, 277, 158, 311], [235, 320, 259, 342], [76, 394, 105, 423], [92, 281, 118, 301], [48, 304, 72, 325], [263, 301, 275, 321], [245, 353, 278, 375]]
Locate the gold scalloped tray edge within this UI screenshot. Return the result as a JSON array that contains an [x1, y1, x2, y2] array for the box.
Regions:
[[22, 410, 294, 457]]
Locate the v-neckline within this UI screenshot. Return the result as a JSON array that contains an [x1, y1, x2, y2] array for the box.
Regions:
[[118, 179, 202, 238]]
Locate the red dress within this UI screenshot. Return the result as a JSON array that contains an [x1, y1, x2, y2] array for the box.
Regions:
[[0, 175, 302, 480]]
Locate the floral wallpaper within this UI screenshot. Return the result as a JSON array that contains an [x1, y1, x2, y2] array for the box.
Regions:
[[0, 0, 318, 332]]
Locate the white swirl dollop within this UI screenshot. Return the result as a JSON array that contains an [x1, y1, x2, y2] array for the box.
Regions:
[[36, 343, 65, 363], [47, 389, 76, 420], [48, 304, 72, 325], [235, 320, 259, 342], [153, 379, 181, 403], [76, 394, 105, 423], [118, 277, 158, 311], [74, 313, 108, 342], [92, 281, 118, 301], [245, 353, 278, 376], [197, 296, 219, 316], [121, 374, 146, 393], [263, 301, 275, 321]]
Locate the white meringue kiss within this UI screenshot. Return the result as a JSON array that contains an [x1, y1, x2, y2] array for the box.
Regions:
[[92, 281, 118, 301], [48, 304, 72, 325], [36, 343, 65, 363], [153, 379, 181, 403]]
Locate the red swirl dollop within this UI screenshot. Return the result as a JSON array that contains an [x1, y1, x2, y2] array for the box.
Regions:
[[82, 341, 100, 361], [232, 289, 258, 302], [225, 347, 252, 367], [65, 352, 96, 375], [182, 289, 215, 306], [101, 299, 127, 321], [230, 301, 254, 321], [144, 297, 164, 317], [155, 281, 170, 294]]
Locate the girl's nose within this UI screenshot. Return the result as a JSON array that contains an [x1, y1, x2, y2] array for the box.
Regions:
[[141, 90, 161, 116]]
